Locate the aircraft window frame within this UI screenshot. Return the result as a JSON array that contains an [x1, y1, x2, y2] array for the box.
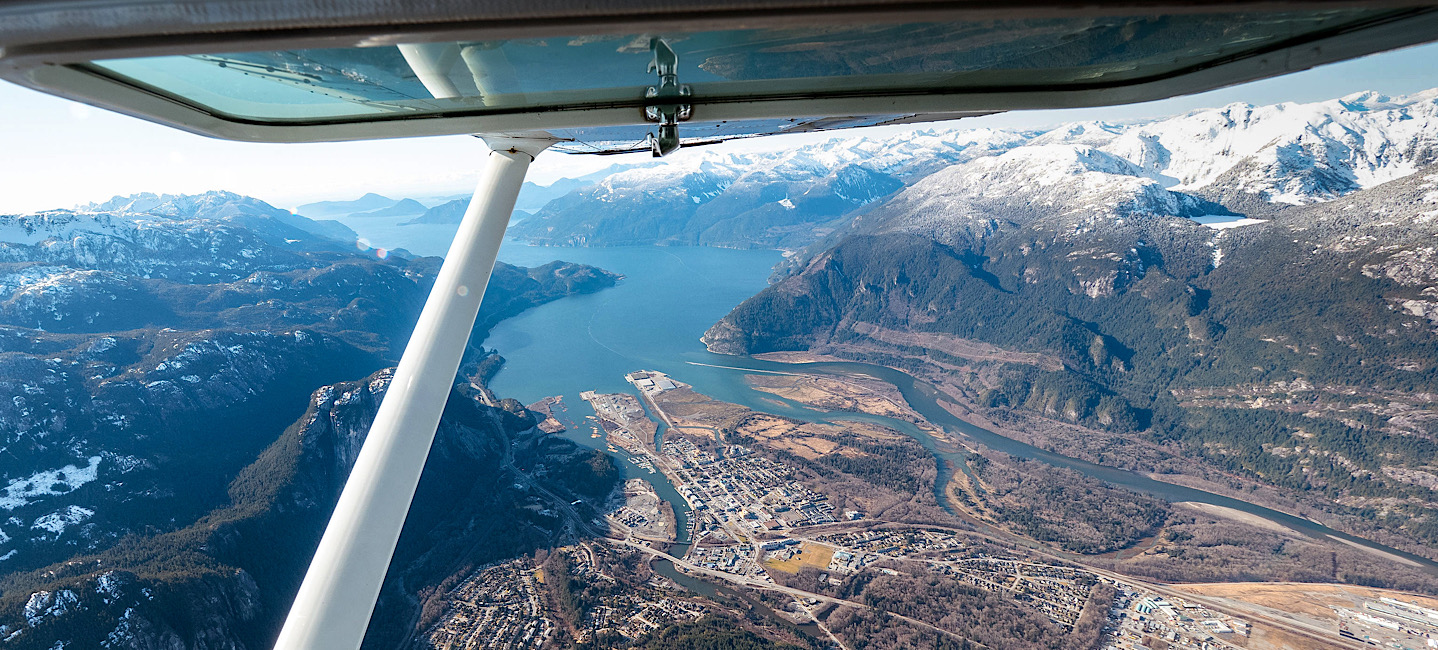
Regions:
[[2, 6, 1436, 145]]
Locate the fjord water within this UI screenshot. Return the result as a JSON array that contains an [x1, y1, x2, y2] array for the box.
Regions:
[[490, 241, 783, 546], [347, 219, 1438, 571], [488, 243, 783, 410]]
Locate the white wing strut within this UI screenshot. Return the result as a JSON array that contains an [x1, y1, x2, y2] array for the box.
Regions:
[[275, 134, 555, 650]]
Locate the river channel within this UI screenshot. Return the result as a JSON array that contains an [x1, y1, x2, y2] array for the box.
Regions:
[[341, 221, 1438, 578], [704, 357, 1438, 573]]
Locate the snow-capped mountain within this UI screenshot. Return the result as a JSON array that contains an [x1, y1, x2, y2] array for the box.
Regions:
[[860, 144, 1231, 249], [834, 88, 1438, 259], [1100, 89, 1438, 204], [0, 191, 365, 284], [508, 128, 1033, 248], [514, 88, 1438, 250], [83, 190, 363, 243]]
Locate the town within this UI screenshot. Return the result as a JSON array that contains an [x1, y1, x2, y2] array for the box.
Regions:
[[418, 558, 553, 649], [426, 370, 1438, 650], [1338, 597, 1438, 648], [557, 544, 711, 643], [668, 439, 839, 536]]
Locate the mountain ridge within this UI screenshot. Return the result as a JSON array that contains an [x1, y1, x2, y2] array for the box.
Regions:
[[512, 87, 1438, 252]]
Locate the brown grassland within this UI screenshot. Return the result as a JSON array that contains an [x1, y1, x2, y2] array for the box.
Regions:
[[745, 372, 918, 421], [733, 412, 901, 460]]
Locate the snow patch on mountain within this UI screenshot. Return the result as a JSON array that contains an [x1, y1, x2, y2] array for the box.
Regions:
[[1417, 172, 1438, 223], [1, 457, 101, 510], [0, 266, 81, 294], [24, 590, 79, 627], [593, 155, 747, 195], [1190, 215, 1268, 230], [31, 505, 94, 537], [96, 571, 126, 604], [0, 211, 169, 247], [100, 608, 139, 648]]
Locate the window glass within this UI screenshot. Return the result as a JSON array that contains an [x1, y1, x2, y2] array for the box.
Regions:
[[86, 9, 1392, 124]]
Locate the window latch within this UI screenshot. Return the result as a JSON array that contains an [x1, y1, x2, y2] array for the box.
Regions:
[[644, 38, 692, 157]]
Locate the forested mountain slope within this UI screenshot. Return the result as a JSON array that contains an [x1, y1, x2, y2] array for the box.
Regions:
[[0, 193, 619, 648], [0, 370, 619, 649]]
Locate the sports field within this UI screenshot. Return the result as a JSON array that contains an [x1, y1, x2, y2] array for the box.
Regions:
[[763, 543, 835, 573]]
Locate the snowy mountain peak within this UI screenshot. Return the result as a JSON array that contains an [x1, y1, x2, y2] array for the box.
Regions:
[[81, 191, 283, 221], [2, 192, 358, 266], [1105, 88, 1438, 202], [988, 144, 1145, 182], [1338, 90, 1393, 111], [1028, 121, 1124, 147]]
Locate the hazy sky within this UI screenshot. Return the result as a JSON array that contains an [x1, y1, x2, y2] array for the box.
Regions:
[[2, 41, 1437, 214]]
